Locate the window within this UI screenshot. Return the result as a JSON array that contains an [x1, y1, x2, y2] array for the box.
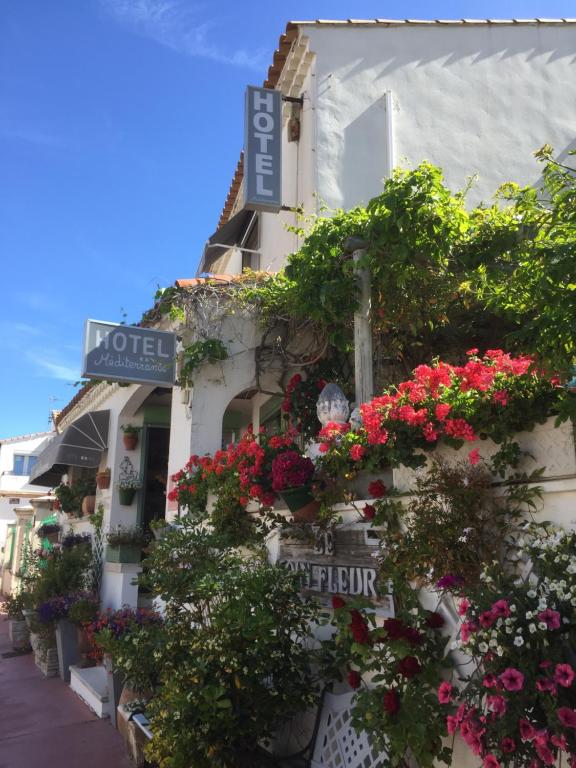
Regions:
[[12, 454, 38, 476], [241, 214, 260, 272]]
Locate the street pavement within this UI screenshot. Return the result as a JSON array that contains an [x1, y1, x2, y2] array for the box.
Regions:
[[0, 605, 132, 768]]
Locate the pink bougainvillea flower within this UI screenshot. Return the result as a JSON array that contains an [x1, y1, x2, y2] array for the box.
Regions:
[[535, 741, 556, 766], [500, 667, 525, 692], [491, 599, 511, 618], [447, 715, 459, 735], [479, 610, 497, 628], [551, 733, 568, 750], [460, 620, 478, 643], [482, 673, 499, 689], [500, 737, 516, 754], [519, 719, 537, 741], [486, 695, 507, 717], [468, 449, 481, 465], [538, 608, 561, 630], [558, 707, 576, 728], [437, 681, 453, 704], [536, 677, 557, 694], [483, 754, 501, 768], [368, 479, 387, 498], [555, 663, 575, 688], [457, 598, 470, 616]]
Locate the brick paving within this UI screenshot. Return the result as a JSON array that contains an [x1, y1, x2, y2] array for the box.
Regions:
[[0, 607, 132, 768]]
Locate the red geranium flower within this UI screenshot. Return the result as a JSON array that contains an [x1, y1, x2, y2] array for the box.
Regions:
[[368, 479, 387, 498], [383, 689, 400, 716]]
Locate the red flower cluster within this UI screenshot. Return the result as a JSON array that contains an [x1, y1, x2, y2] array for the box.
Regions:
[[169, 429, 309, 513], [271, 451, 315, 492], [348, 609, 371, 645], [359, 350, 547, 450]]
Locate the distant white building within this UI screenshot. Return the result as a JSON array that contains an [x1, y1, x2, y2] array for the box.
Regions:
[[0, 431, 53, 549]]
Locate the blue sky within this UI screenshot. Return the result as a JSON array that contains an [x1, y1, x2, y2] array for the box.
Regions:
[[1, 0, 574, 438]]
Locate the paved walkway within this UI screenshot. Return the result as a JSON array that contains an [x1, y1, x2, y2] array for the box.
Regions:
[[0, 608, 132, 768]]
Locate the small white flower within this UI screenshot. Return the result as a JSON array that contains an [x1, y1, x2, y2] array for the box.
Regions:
[[514, 636, 524, 647], [496, 646, 504, 656], [509, 605, 517, 613], [538, 622, 548, 631], [478, 642, 489, 653], [525, 611, 533, 620], [529, 623, 537, 634]]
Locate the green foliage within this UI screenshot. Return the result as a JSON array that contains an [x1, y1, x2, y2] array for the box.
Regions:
[[3, 592, 27, 619], [178, 338, 228, 387], [477, 147, 576, 373], [327, 586, 451, 768], [382, 458, 543, 588], [21, 545, 93, 608], [140, 524, 321, 767]]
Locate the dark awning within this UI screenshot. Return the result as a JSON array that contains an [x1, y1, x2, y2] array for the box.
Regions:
[[29, 410, 110, 487], [199, 209, 255, 273]]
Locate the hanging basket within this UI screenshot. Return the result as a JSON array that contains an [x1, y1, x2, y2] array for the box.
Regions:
[[118, 487, 137, 506], [279, 486, 321, 523]]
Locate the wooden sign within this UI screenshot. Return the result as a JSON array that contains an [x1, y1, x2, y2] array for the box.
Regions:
[[278, 526, 394, 617]]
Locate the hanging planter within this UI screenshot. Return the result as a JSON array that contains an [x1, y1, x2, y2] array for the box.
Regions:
[[121, 425, 140, 450], [118, 486, 137, 506], [105, 525, 147, 563], [279, 486, 321, 523]]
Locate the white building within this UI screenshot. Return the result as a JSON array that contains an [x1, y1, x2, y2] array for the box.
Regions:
[[23, 18, 576, 614], [0, 431, 53, 550], [200, 18, 576, 275]]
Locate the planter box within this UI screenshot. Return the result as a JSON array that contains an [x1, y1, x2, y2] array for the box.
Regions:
[[106, 545, 141, 563], [118, 487, 137, 506], [393, 416, 576, 494], [55, 619, 80, 683], [8, 618, 30, 651], [30, 632, 59, 678]]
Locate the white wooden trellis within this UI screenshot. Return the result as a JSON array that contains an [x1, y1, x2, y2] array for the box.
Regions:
[[91, 526, 104, 596], [311, 692, 388, 768]]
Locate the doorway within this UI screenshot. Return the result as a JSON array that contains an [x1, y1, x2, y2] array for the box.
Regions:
[[139, 425, 170, 531]]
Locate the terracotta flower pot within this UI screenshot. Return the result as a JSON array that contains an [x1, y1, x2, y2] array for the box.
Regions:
[[52, 499, 61, 511], [81, 495, 96, 516], [280, 486, 321, 523], [96, 471, 111, 490], [123, 433, 138, 450]]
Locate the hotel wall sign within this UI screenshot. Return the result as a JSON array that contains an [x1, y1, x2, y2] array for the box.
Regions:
[[244, 85, 282, 212], [82, 320, 176, 387], [279, 527, 394, 617]]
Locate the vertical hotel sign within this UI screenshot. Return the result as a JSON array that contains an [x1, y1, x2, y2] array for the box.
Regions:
[[244, 86, 282, 212]]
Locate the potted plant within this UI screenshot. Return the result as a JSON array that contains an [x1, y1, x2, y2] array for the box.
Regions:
[[4, 593, 31, 651], [96, 467, 111, 490], [116, 456, 141, 505], [106, 525, 148, 563], [54, 483, 80, 515], [68, 594, 99, 668], [36, 522, 62, 544], [271, 450, 318, 522], [121, 424, 140, 450]]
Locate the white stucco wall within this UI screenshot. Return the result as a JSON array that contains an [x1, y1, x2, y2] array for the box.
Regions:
[[307, 23, 576, 211], [247, 22, 576, 274]]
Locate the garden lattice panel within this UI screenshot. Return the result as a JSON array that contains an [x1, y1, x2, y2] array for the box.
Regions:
[[311, 692, 388, 768]]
